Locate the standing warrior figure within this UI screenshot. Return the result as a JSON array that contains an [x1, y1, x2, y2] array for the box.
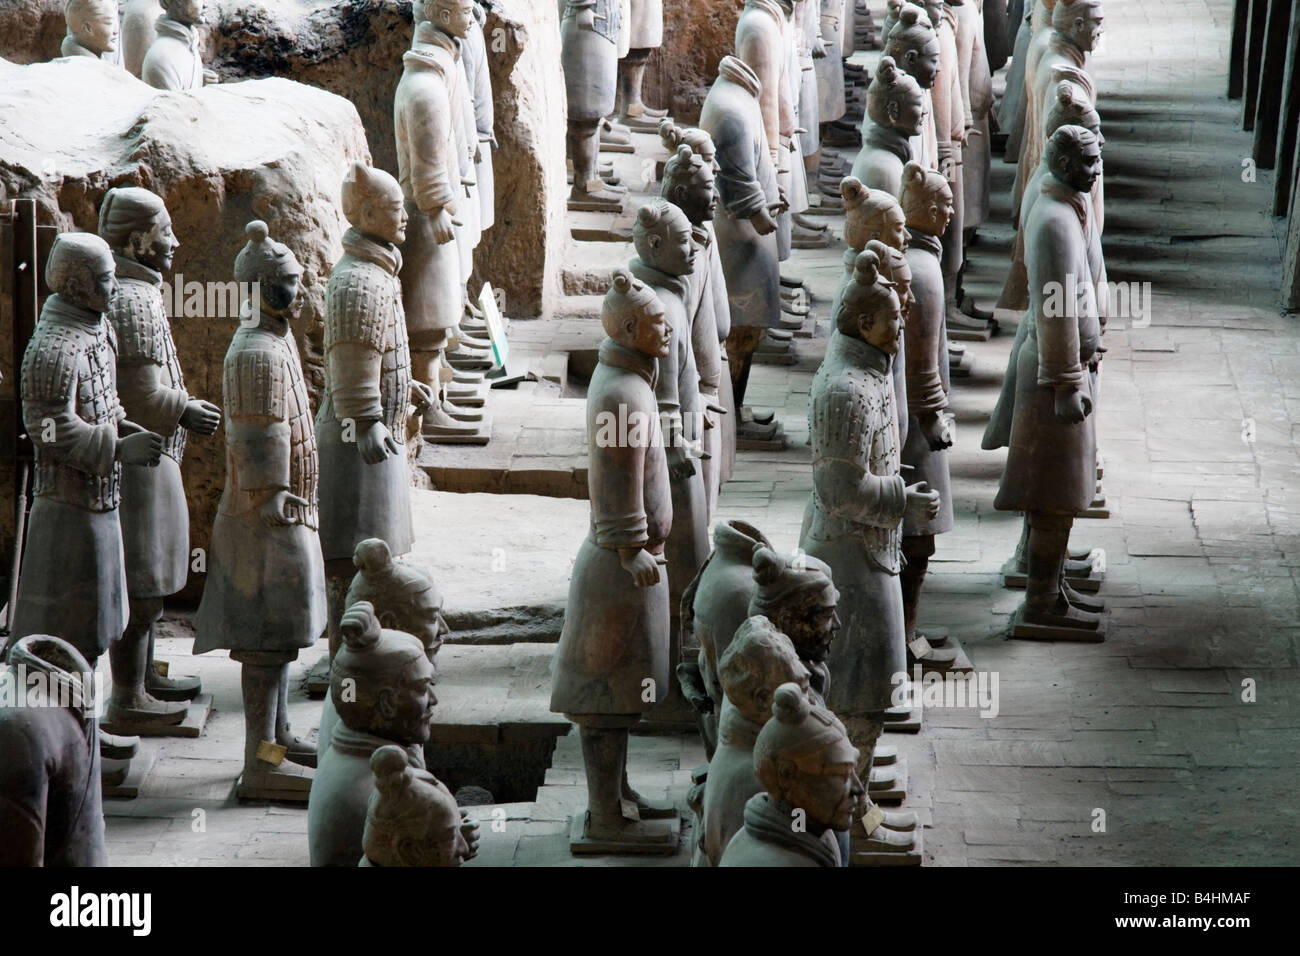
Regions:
[[99, 187, 220, 733], [12, 233, 162, 699], [561, 0, 625, 210], [121, 0, 160, 77], [995, 126, 1104, 635], [193, 221, 326, 801], [316, 163, 432, 670], [798, 250, 939, 804], [616, 0, 669, 129], [850, 55, 926, 196], [141, 0, 218, 90], [550, 270, 678, 854]]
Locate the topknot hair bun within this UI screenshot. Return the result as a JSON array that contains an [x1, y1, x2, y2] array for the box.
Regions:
[[771, 682, 811, 725], [877, 55, 900, 84], [370, 745, 411, 793], [340, 600, 381, 651], [611, 268, 634, 295], [853, 248, 882, 285], [902, 160, 926, 185], [752, 546, 784, 585], [840, 176, 868, 208], [245, 220, 269, 242], [353, 538, 393, 574]]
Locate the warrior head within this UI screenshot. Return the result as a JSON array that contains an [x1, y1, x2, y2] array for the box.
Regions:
[[234, 220, 303, 316], [1052, 0, 1104, 53], [836, 249, 903, 356], [634, 199, 698, 279], [64, 0, 119, 54], [719, 616, 810, 727], [748, 546, 840, 664], [423, 0, 475, 38], [884, 5, 940, 89], [900, 160, 955, 236], [331, 601, 437, 746], [841, 177, 909, 252], [1044, 73, 1103, 145], [753, 683, 863, 831], [867, 56, 927, 139], [47, 232, 117, 313], [661, 144, 717, 226], [1045, 124, 1102, 195], [362, 745, 465, 866], [98, 186, 178, 274], [602, 268, 671, 359], [347, 538, 447, 669], [342, 162, 408, 247], [866, 239, 914, 317], [162, 0, 206, 27]]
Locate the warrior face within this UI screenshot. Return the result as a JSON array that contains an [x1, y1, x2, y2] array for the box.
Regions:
[[361, 188, 409, 247], [130, 213, 181, 274], [860, 292, 905, 356], [1055, 132, 1103, 195], [86, 257, 119, 314], [629, 297, 672, 360], [377, 655, 438, 745], [166, 0, 206, 26], [69, 0, 119, 53], [433, 0, 475, 39], [901, 38, 941, 89], [261, 272, 301, 315], [1064, 2, 1104, 53], [672, 167, 718, 226]]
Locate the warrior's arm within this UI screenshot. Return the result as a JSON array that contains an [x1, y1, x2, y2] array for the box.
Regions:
[[407, 84, 459, 215], [23, 376, 118, 477], [326, 342, 385, 425], [812, 455, 907, 529], [116, 360, 188, 437]]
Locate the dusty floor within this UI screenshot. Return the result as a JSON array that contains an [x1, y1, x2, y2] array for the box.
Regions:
[[102, 0, 1300, 866]]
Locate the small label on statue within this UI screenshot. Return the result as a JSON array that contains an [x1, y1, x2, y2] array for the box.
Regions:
[[908, 635, 933, 659], [438, 366, 455, 383], [256, 740, 287, 766], [152, 661, 170, 677], [860, 805, 885, 836]]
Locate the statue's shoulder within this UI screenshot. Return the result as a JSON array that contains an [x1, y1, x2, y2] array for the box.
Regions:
[[107, 282, 170, 364], [21, 318, 93, 400], [325, 257, 394, 350], [223, 330, 290, 415]]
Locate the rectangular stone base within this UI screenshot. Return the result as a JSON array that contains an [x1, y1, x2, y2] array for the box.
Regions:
[[1009, 607, 1106, 643], [568, 811, 680, 856], [235, 771, 313, 805], [1077, 499, 1111, 519], [1000, 557, 1104, 593], [424, 418, 492, 445], [910, 627, 974, 674], [947, 324, 995, 342], [100, 694, 212, 739], [850, 825, 923, 867], [598, 142, 636, 154], [868, 756, 908, 803], [567, 196, 627, 213], [102, 746, 156, 800], [883, 701, 922, 733]]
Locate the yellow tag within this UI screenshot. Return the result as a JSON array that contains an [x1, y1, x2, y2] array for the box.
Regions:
[[860, 805, 885, 836], [151, 661, 170, 677], [255, 740, 287, 766], [908, 635, 933, 659], [447, 333, 461, 351], [437, 366, 455, 383]]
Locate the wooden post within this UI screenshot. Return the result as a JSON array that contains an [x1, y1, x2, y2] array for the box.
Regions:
[[1242, 0, 1269, 130], [1230, 0, 1250, 99], [1274, 3, 1300, 214], [1252, 0, 1295, 166]]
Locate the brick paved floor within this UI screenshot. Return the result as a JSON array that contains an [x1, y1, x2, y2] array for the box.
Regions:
[[102, 0, 1299, 865]]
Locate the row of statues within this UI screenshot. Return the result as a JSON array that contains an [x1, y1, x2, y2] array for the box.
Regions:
[[62, 0, 216, 90], [1, 0, 1116, 867]]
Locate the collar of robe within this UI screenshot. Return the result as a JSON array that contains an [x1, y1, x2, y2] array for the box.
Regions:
[[112, 253, 163, 288], [718, 55, 763, 100], [740, 793, 841, 867], [630, 258, 691, 301], [1048, 29, 1088, 68], [831, 328, 893, 376], [598, 337, 659, 389], [154, 14, 198, 48], [328, 722, 427, 767], [342, 227, 403, 276], [718, 699, 763, 749], [239, 298, 292, 336], [906, 227, 944, 258], [42, 293, 104, 328], [1039, 171, 1090, 236], [863, 121, 914, 166], [713, 519, 767, 560]]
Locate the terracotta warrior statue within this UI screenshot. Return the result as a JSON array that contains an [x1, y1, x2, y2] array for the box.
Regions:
[[700, 617, 810, 866], [550, 270, 678, 853], [61, 0, 120, 61], [1015, 0, 1101, 224], [193, 221, 326, 800], [562, 0, 625, 209], [316, 162, 431, 678], [798, 249, 939, 826], [957, 0, 993, 239], [660, 121, 737, 489], [660, 141, 728, 517], [12, 233, 162, 725], [699, 55, 785, 446], [718, 683, 864, 867], [316, 537, 447, 763], [121, 0, 160, 77], [850, 55, 926, 195], [395, 18, 484, 441], [462, 2, 496, 234], [986, 83, 1105, 604], [616, 0, 669, 129], [883, 5, 940, 173], [141, 0, 217, 90], [994, 126, 1104, 634], [898, 162, 959, 667], [678, 520, 773, 757], [361, 744, 477, 866], [99, 187, 220, 733], [308, 602, 437, 866], [0, 636, 106, 866], [747, 545, 918, 858], [631, 200, 708, 709]]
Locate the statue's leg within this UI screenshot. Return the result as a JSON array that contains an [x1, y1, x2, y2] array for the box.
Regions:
[[1024, 512, 1101, 629], [844, 713, 917, 856], [274, 662, 317, 767], [901, 534, 960, 668], [106, 597, 188, 727], [617, 49, 665, 124], [144, 624, 201, 701], [573, 718, 674, 846], [236, 657, 312, 797], [569, 119, 625, 206], [324, 558, 353, 662]]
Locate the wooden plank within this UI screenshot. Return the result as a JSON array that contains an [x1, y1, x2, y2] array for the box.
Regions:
[[1242, 0, 1269, 129], [1229, 0, 1251, 98], [1272, 2, 1300, 214]]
